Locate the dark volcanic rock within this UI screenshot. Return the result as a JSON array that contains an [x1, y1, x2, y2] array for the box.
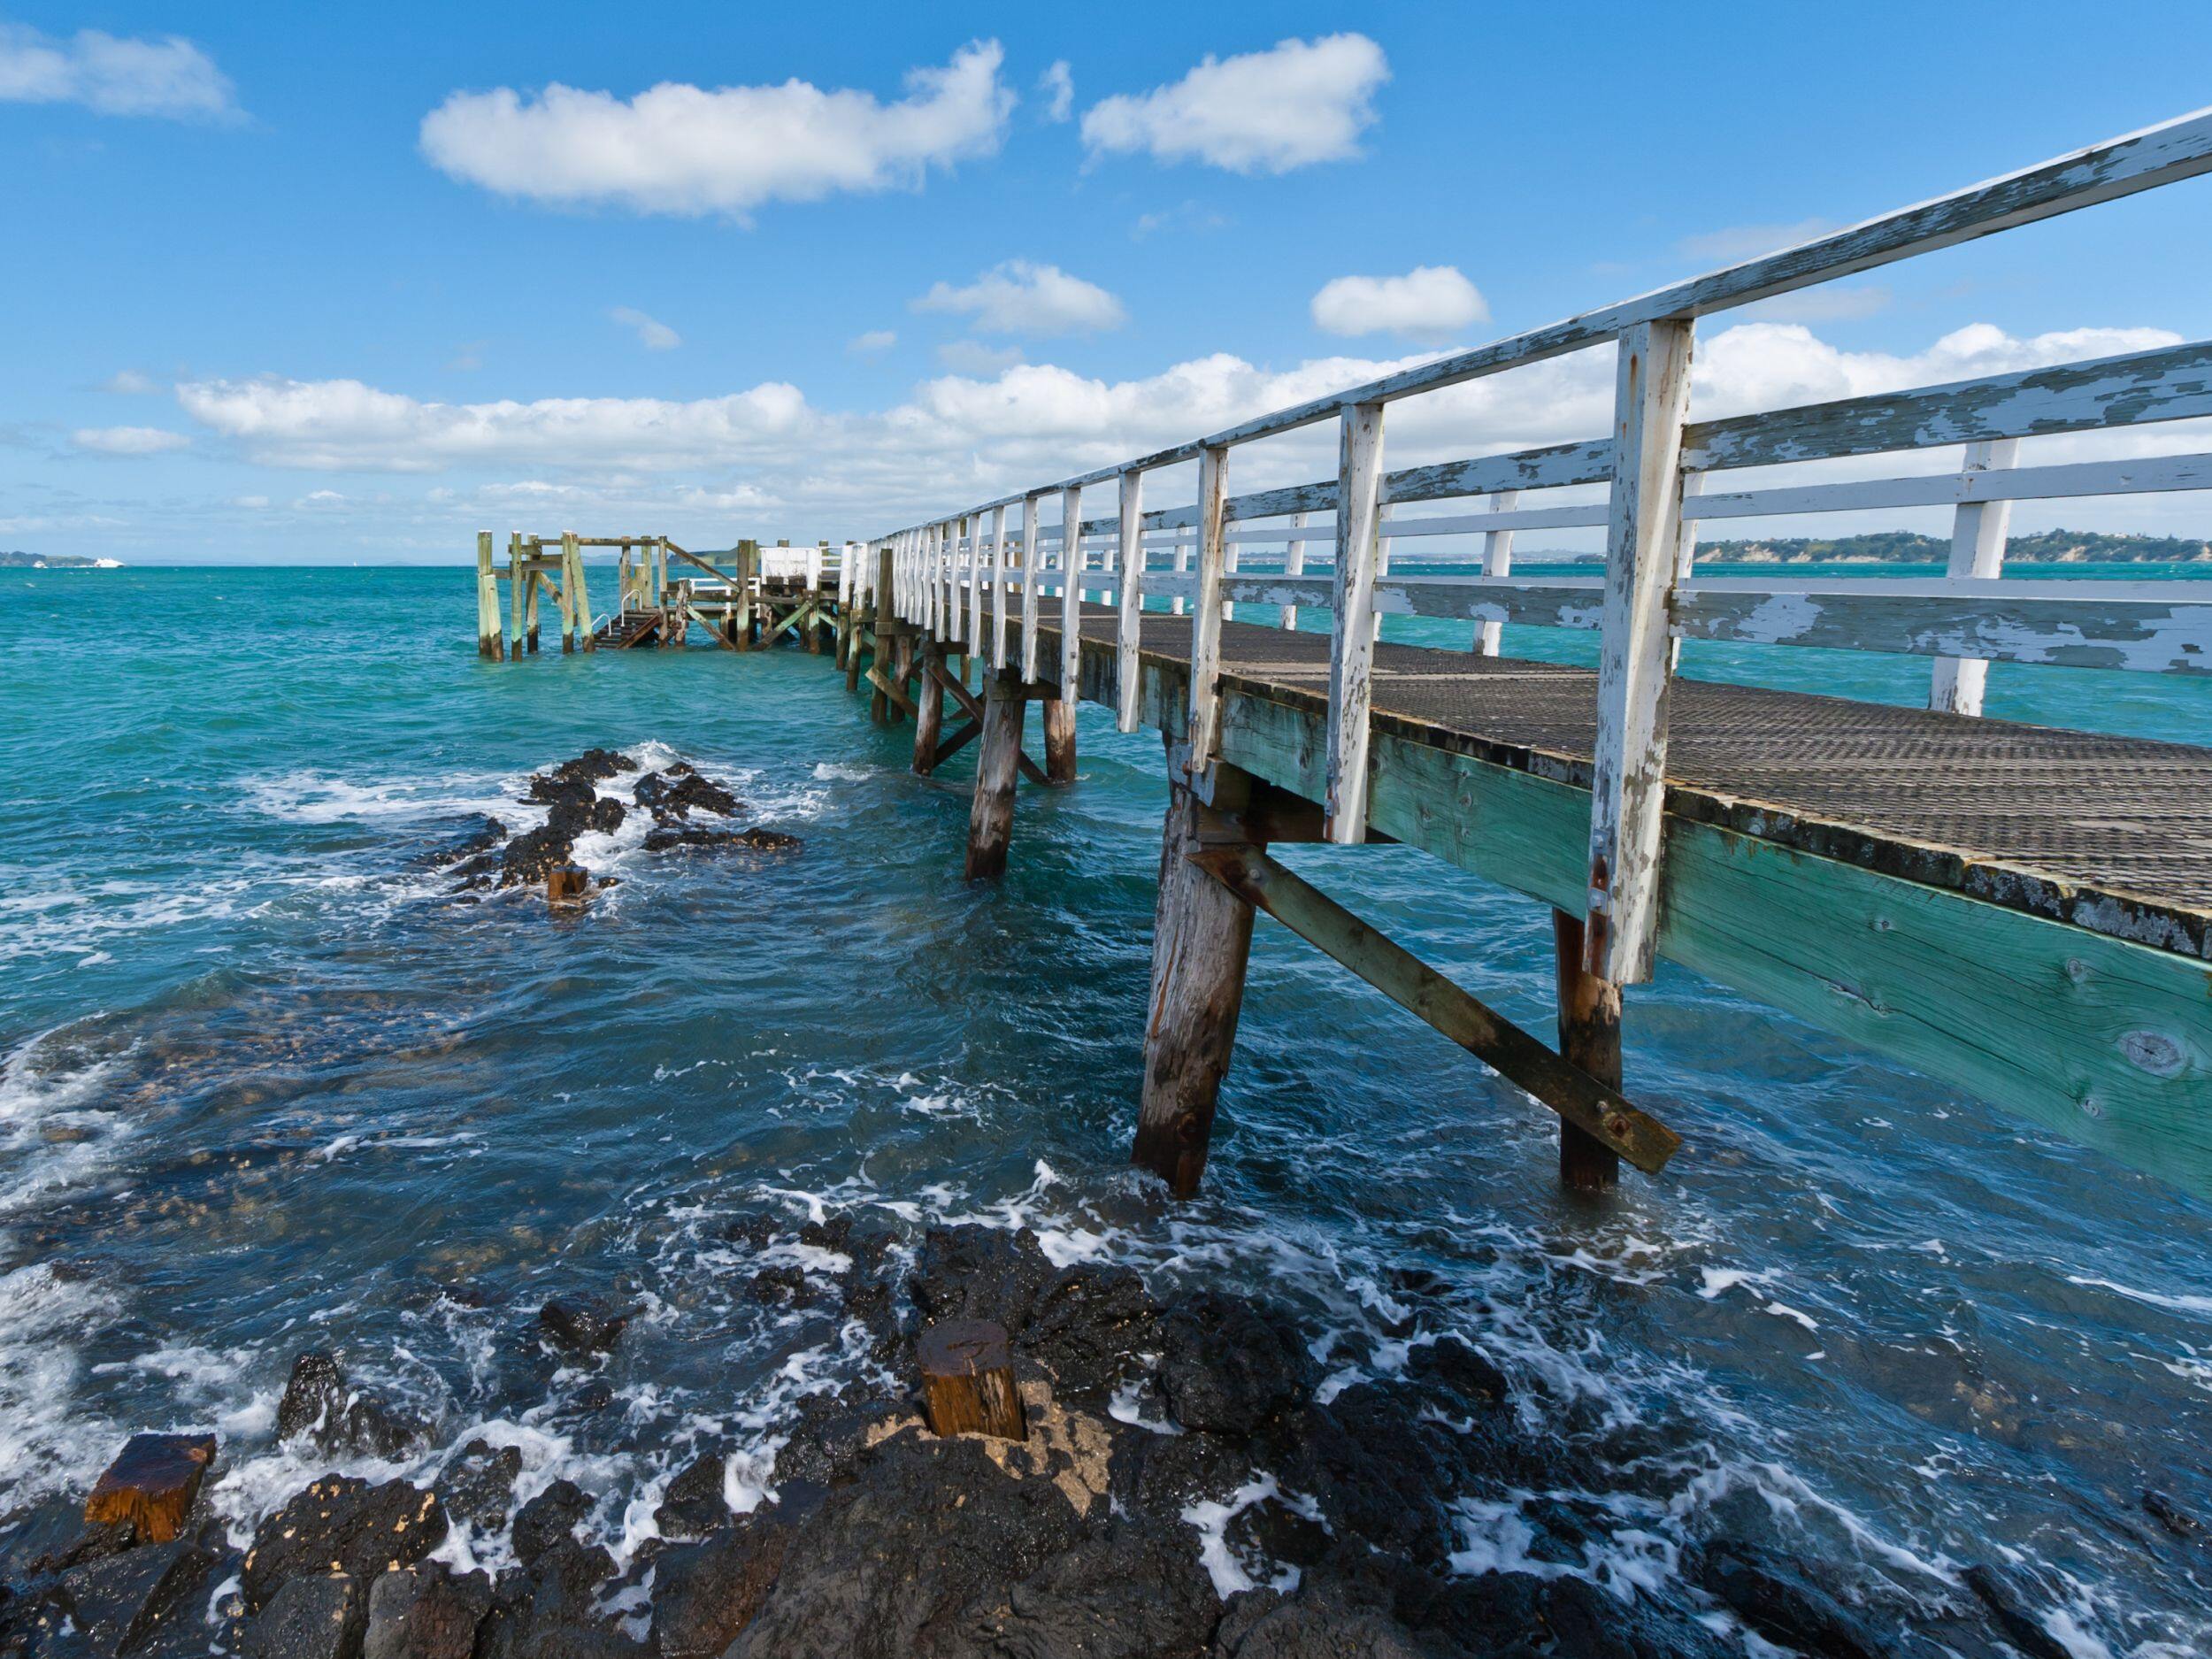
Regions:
[[2145, 1488, 2200, 1538], [1405, 1334, 1509, 1412], [770, 1394, 908, 1494], [51, 1538, 214, 1656], [1157, 1292, 1318, 1435], [539, 1297, 630, 1356], [246, 1571, 365, 1659], [1963, 1563, 2075, 1659], [434, 1439, 522, 1533], [1698, 1544, 1884, 1659], [649, 1517, 789, 1659], [241, 1477, 447, 1613], [641, 826, 800, 855], [1017, 1264, 1161, 1410], [653, 1453, 731, 1541], [275, 1352, 425, 1460], [967, 1525, 1218, 1658], [421, 815, 507, 870], [633, 767, 741, 824], [546, 749, 637, 787], [723, 1437, 1085, 1659], [511, 1479, 588, 1571], [362, 1562, 493, 1659], [0, 1495, 134, 1582], [913, 1226, 1057, 1334], [1271, 1383, 1480, 1571]]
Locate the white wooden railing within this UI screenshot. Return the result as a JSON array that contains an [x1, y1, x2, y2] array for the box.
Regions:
[[859, 107, 2212, 986]]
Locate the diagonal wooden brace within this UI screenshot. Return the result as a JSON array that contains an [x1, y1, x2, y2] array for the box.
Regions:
[[1185, 844, 1680, 1174]]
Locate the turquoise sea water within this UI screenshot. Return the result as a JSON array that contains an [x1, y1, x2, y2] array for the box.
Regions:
[[4, 564, 2212, 1654]]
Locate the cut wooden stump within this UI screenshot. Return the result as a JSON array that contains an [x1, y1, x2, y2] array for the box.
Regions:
[[84, 1432, 217, 1543], [1553, 910, 1624, 1193], [916, 1319, 1027, 1440], [547, 864, 591, 909]]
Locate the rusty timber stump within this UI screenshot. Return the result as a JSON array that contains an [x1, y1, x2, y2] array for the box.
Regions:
[[917, 1319, 1027, 1440], [547, 864, 591, 909], [84, 1432, 217, 1542]]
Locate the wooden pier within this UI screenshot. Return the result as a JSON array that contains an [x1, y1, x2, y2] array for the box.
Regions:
[[474, 108, 2212, 1206]]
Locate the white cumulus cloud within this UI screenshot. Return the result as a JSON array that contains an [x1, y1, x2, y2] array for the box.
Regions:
[[610, 306, 680, 349], [72, 426, 191, 456], [0, 23, 240, 120], [914, 260, 1125, 336], [1039, 60, 1073, 123], [1080, 34, 1386, 174], [1311, 265, 1486, 342], [418, 41, 1014, 219]]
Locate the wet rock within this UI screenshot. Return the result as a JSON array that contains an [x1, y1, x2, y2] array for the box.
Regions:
[[362, 1562, 492, 1659], [633, 768, 741, 824], [1963, 1563, 2074, 1659], [723, 1437, 1085, 1659], [968, 1525, 1219, 1658], [539, 1297, 630, 1356], [649, 1517, 789, 1658], [420, 815, 506, 869], [1211, 1572, 1439, 1659], [241, 1477, 447, 1613], [1017, 1264, 1161, 1410], [1271, 1384, 1477, 1571], [50, 1538, 213, 1656], [747, 1264, 812, 1304], [547, 749, 638, 787], [82, 1431, 218, 1546], [2144, 1488, 2200, 1538], [770, 1394, 909, 1494], [653, 1453, 730, 1542], [1157, 1292, 1318, 1435], [276, 1353, 424, 1460], [912, 1226, 1057, 1334], [0, 1495, 134, 1582], [511, 1480, 589, 1571], [641, 826, 800, 855], [1698, 1544, 1884, 1659], [1404, 1335, 1509, 1413], [434, 1440, 521, 1534], [246, 1571, 364, 1659]]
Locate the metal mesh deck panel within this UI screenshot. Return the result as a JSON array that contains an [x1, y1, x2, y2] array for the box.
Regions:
[[1048, 610, 2212, 934]]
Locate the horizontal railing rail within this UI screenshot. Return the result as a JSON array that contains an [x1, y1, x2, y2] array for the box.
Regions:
[[859, 106, 2212, 985]]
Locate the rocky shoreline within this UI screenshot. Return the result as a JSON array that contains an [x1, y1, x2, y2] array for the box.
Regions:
[[0, 1217, 2108, 1659]]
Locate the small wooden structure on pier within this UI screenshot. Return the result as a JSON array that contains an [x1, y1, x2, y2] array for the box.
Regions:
[[473, 533, 845, 657]]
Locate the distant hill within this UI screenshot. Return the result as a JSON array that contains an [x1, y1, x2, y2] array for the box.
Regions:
[[1699, 528, 2212, 564], [0, 550, 120, 568]]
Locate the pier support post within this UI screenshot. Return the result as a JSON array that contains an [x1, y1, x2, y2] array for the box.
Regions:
[[964, 671, 1027, 881], [735, 541, 757, 651], [913, 640, 945, 774], [1041, 695, 1078, 784], [475, 531, 503, 659], [1552, 910, 1623, 1194], [525, 547, 541, 654], [1133, 757, 1260, 1197]]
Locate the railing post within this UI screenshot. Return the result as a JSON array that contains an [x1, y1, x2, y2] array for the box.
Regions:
[[1020, 493, 1044, 683], [572, 533, 594, 650], [1930, 438, 2021, 716], [1586, 316, 1695, 985], [1370, 500, 1393, 642], [938, 520, 956, 642], [1183, 443, 1232, 787], [1059, 484, 1085, 696], [1476, 489, 1518, 656], [990, 504, 1010, 672], [1279, 510, 1308, 633], [968, 511, 987, 664], [1116, 468, 1146, 732], [1324, 403, 1386, 841]]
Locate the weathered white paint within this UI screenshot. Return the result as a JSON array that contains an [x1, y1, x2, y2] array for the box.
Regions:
[[1280, 510, 1310, 631], [1325, 403, 1387, 844], [1060, 483, 1085, 692], [1185, 445, 1232, 785], [1476, 488, 1519, 656], [1588, 317, 1695, 986], [1021, 494, 1044, 682], [991, 504, 1010, 670], [1931, 439, 2022, 714], [1117, 468, 1147, 732]]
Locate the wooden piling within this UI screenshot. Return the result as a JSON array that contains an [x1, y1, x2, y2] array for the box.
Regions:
[[913, 640, 945, 774], [917, 1320, 1027, 1440], [1041, 695, 1078, 784], [1552, 910, 1624, 1193], [964, 671, 1027, 881], [1132, 761, 1259, 1197], [735, 541, 757, 650], [475, 531, 503, 658]]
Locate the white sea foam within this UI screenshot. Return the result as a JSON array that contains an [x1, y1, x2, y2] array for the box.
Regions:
[[242, 768, 518, 826], [0, 1262, 122, 1500], [2066, 1274, 2212, 1316], [0, 1030, 133, 1216]]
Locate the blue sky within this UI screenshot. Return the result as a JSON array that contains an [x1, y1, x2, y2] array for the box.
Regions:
[[7, 3, 2212, 563]]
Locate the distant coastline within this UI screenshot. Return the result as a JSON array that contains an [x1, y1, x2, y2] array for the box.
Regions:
[[1, 550, 121, 569]]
